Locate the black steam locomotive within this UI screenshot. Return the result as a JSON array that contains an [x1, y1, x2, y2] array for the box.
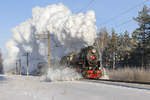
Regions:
[[60, 46, 103, 79]]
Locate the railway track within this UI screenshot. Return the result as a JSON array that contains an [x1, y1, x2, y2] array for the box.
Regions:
[[92, 79, 150, 85], [82, 78, 150, 90]]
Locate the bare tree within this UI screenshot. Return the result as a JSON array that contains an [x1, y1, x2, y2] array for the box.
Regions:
[[96, 27, 109, 66]]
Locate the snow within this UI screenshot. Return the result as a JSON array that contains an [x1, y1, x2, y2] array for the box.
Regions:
[[46, 67, 82, 81], [0, 75, 150, 100]]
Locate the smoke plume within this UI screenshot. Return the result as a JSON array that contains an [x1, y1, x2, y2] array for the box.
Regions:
[[4, 3, 97, 74]]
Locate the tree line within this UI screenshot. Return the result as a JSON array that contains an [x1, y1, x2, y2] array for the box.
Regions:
[[96, 5, 150, 69]]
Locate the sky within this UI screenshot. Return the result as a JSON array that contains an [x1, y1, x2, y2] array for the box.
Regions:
[[0, 0, 150, 55]]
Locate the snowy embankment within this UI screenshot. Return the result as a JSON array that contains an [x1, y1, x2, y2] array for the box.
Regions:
[[0, 75, 150, 100]]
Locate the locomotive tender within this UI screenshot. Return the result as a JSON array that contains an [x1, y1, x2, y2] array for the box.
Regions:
[[60, 46, 103, 79]]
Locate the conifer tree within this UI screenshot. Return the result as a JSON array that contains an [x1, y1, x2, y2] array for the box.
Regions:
[[132, 5, 150, 67]]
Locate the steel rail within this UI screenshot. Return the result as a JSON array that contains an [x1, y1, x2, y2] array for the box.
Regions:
[[84, 78, 150, 85]]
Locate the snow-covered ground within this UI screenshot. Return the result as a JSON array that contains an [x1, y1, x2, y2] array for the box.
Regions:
[[0, 75, 150, 100]]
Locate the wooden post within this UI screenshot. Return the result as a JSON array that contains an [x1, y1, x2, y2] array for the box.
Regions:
[[35, 32, 51, 69], [22, 52, 30, 76], [26, 52, 29, 76], [16, 61, 18, 74], [48, 33, 51, 68], [19, 59, 22, 75]]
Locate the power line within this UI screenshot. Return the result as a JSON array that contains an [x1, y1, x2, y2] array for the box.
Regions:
[[76, 0, 95, 13], [115, 19, 134, 33], [100, 0, 149, 26], [115, 19, 133, 28], [105, 19, 135, 33]]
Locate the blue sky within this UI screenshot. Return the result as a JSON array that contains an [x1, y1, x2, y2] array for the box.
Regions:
[[0, 0, 150, 55]]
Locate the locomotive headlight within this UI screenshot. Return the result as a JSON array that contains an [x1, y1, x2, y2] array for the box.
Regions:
[[89, 67, 92, 70], [92, 49, 96, 53], [70, 56, 73, 61]]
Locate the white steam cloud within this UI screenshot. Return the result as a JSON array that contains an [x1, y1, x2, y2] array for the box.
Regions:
[[46, 67, 82, 81], [4, 3, 97, 73]]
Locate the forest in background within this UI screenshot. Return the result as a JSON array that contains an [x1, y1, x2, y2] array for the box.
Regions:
[[96, 5, 150, 69]]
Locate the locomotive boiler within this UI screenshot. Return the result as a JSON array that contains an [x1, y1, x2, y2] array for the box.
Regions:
[[60, 46, 103, 79]]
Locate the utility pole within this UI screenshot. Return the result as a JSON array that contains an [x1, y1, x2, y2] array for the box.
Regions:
[[35, 32, 51, 68], [27, 53, 29, 75], [16, 61, 18, 75], [18, 59, 22, 75], [16, 59, 22, 75], [23, 52, 30, 76], [47, 33, 51, 68]]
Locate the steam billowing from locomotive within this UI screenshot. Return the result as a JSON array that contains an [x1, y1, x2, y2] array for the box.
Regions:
[[4, 3, 97, 74]]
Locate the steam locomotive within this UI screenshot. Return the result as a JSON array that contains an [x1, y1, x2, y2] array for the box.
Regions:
[[60, 46, 104, 79]]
